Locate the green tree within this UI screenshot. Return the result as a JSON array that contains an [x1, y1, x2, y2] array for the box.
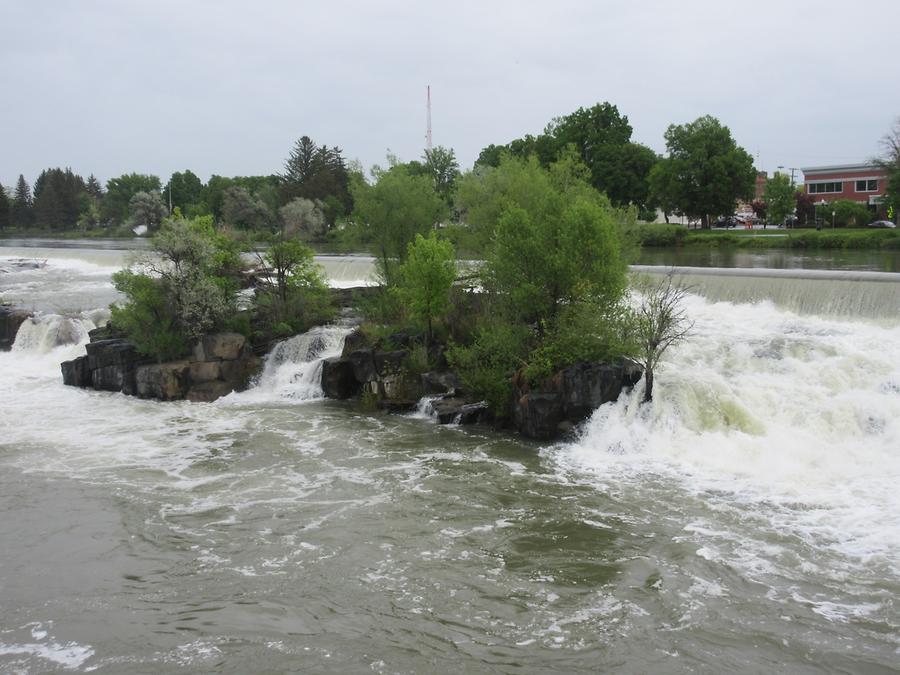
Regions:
[[221, 185, 272, 229], [281, 135, 352, 222], [104, 173, 161, 224], [11, 175, 34, 228], [0, 185, 10, 229], [127, 191, 168, 232], [652, 115, 755, 228], [164, 170, 204, 214], [422, 146, 460, 205], [876, 117, 900, 219], [394, 233, 456, 344], [279, 197, 327, 241], [351, 163, 447, 284], [111, 216, 244, 360], [763, 173, 795, 226], [33, 168, 87, 229], [85, 174, 104, 199]]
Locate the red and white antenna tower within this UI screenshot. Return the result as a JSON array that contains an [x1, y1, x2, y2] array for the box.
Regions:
[[425, 85, 433, 151]]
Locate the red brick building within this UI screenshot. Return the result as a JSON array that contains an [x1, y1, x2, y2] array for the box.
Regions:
[[801, 163, 889, 207]]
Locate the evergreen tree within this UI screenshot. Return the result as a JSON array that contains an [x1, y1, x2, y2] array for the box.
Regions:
[[0, 185, 10, 229], [32, 167, 87, 229], [86, 174, 104, 199], [280, 136, 352, 223], [11, 175, 34, 228]]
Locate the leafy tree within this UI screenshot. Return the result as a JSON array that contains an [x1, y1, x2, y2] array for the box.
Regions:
[[0, 185, 10, 229], [221, 185, 272, 229], [164, 170, 204, 214], [651, 115, 755, 228], [647, 160, 681, 223], [393, 233, 456, 344], [422, 146, 461, 205], [104, 173, 161, 224], [814, 199, 871, 228], [111, 216, 244, 360], [351, 163, 447, 284], [763, 173, 795, 225], [751, 199, 767, 221], [279, 197, 327, 241], [127, 191, 167, 232]]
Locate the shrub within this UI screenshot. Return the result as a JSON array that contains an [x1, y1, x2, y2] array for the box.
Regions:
[[393, 233, 456, 344]]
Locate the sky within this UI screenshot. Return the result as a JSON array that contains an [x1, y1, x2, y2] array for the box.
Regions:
[[2, 0, 899, 190]]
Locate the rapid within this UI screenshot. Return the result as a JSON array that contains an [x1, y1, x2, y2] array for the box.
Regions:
[[0, 244, 898, 673]]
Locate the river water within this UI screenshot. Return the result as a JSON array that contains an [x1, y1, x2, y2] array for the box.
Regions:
[[1, 244, 899, 673]]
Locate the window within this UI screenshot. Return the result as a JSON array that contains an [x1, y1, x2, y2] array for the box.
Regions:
[[855, 179, 878, 192], [809, 181, 842, 194]]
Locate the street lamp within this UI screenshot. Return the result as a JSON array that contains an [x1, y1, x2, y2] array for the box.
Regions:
[[777, 165, 798, 187]]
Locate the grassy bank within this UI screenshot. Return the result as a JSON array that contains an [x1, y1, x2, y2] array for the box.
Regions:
[[629, 223, 900, 250]]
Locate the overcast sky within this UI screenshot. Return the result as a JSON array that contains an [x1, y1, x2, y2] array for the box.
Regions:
[[2, 0, 899, 189]]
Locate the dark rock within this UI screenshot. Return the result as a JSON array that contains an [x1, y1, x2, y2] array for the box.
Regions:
[[85, 339, 142, 371], [0, 306, 32, 351], [189, 360, 222, 384], [512, 358, 644, 440], [421, 371, 461, 395], [340, 328, 369, 357], [186, 380, 235, 402], [135, 361, 190, 400], [374, 350, 409, 376], [60, 356, 91, 387], [347, 349, 378, 383], [385, 332, 421, 349], [321, 357, 360, 399], [431, 395, 490, 425]]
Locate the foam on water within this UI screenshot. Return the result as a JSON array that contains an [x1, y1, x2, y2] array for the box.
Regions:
[[550, 293, 900, 576]]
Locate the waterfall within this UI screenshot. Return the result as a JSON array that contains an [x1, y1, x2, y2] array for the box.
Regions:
[[11, 311, 106, 353], [244, 324, 352, 401], [631, 266, 900, 323]]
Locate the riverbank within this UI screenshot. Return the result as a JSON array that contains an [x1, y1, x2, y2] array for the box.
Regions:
[[631, 222, 900, 250]]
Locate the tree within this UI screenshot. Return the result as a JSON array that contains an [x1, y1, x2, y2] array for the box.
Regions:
[[104, 173, 161, 224], [0, 185, 10, 229], [351, 163, 447, 284], [164, 170, 204, 214], [876, 117, 900, 219], [394, 233, 456, 344], [422, 146, 460, 205], [33, 168, 87, 229], [763, 173, 795, 226], [85, 174, 104, 199], [795, 191, 816, 225], [111, 216, 244, 360], [11, 175, 34, 228], [127, 191, 167, 232], [631, 272, 693, 403], [652, 115, 756, 228], [221, 185, 272, 229], [281, 135, 352, 223], [279, 197, 327, 241]]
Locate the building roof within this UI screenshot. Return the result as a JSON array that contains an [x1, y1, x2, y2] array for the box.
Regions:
[[800, 162, 881, 175]]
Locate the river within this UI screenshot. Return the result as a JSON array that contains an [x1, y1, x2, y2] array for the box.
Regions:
[[1, 243, 898, 673]]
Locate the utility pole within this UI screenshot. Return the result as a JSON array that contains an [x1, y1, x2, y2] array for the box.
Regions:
[[425, 85, 432, 152]]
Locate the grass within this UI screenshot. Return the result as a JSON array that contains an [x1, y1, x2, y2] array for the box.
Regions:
[[627, 223, 900, 251]]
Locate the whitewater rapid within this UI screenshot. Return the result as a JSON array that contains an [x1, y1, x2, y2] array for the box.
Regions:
[[1, 247, 898, 672]]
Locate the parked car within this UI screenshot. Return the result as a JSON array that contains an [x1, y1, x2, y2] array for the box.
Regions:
[[866, 220, 897, 229]]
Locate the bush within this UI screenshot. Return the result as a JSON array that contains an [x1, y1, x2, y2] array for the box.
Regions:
[[392, 233, 456, 344]]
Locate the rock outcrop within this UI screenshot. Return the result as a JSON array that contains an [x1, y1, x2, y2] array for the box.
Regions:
[[512, 358, 643, 440], [0, 305, 32, 351], [61, 331, 261, 402]]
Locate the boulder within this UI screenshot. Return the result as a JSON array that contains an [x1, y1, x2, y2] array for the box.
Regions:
[[346, 349, 378, 383], [512, 358, 643, 440], [321, 357, 360, 399], [431, 396, 491, 425], [374, 349, 409, 376], [0, 306, 32, 351], [186, 380, 235, 403], [135, 361, 190, 400], [340, 328, 369, 357], [189, 360, 222, 384], [193, 332, 246, 362], [60, 356, 91, 387], [421, 371, 461, 395]]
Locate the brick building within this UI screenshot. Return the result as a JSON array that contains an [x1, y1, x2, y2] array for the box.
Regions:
[[800, 163, 889, 208]]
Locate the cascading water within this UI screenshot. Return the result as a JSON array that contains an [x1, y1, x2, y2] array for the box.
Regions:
[[2, 245, 899, 673], [234, 324, 353, 403], [11, 310, 107, 354]]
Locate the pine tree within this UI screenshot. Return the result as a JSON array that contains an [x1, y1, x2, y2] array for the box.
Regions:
[[86, 174, 103, 198], [11, 174, 34, 228], [0, 185, 10, 229]]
